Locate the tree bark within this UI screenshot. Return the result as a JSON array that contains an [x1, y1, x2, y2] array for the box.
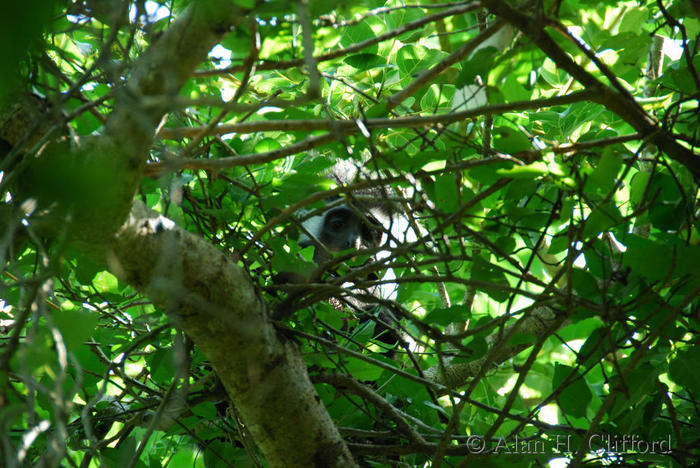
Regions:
[[110, 202, 355, 467]]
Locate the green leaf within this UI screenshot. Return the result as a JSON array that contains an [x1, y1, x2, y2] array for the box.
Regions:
[[316, 303, 345, 331], [647, 172, 685, 231], [571, 268, 599, 300], [471, 257, 510, 302], [365, 101, 389, 119], [617, 7, 650, 33], [93, 271, 120, 294], [348, 319, 375, 347], [71, 250, 103, 285], [460, 335, 488, 360], [629, 171, 651, 207], [0, 1, 53, 98], [167, 446, 200, 468], [626, 364, 658, 406], [345, 357, 383, 381], [420, 84, 455, 111], [102, 437, 147, 468], [340, 20, 377, 54], [582, 202, 622, 240], [149, 347, 175, 383], [577, 326, 615, 368], [386, 7, 424, 33], [548, 231, 570, 255], [494, 235, 516, 255], [344, 53, 385, 69], [501, 74, 531, 102], [396, 45, 430, 76], [622, 235, 673, 281], [221, 25, 253, 58], [492, 126, 532, 154], [53, 308, 99, 348], [255, 138, 282, 152], [497, 162, 548, 179], [585, 149, 622, 196], [424, 305, 469, 327], [507, 332, 536, 346], [191, 401, 218, 419], [269, 237, 315, 276], [553, 364, 592, 419], [309, 0, 340, 16], [233, 0, 255, 9], [456, 47, 498, 86], [669, 348, 700, 394], [504, 178, 538, 201], [434, 174, 459, 212]]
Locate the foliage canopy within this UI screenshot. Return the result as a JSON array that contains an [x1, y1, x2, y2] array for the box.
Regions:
[[1, 0, 700, 467]]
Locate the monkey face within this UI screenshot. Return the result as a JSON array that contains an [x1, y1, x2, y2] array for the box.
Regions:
[[300, 204, 386, 264], [320, 207, 364, 251]]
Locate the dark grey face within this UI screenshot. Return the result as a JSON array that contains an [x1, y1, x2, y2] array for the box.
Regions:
[[319, 207, 364, 251], [300, 205, 384, 263]]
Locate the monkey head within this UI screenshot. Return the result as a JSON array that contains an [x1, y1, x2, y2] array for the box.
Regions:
[[299, 202, 389, 264]]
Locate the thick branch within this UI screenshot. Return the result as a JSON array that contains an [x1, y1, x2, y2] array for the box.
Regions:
[[111, 202, 355, 467], [423, 306, 562, 388], [157, 90, 595, 140], [94, 0, 251, 235]]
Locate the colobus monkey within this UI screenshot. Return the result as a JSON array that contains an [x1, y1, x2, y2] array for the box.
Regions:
[[295, 163, 410, 352]]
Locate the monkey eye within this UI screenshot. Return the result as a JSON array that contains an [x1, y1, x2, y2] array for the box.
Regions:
[[329, 218, 346, 230]]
